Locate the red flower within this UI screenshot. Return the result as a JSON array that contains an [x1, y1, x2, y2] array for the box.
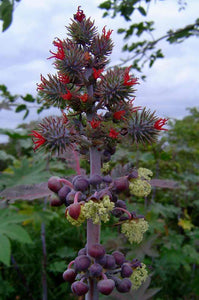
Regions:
[[154, 118, 168, 131], [109, 128, 119, 139], [37, 74, 47, 91], [113, 110, 126, 120], [61, 88, 72, 100], [30, 131, 46, 151], [74, 6, 85, 22], [123, 67, 139, 86], [79, 93, 88, 103], [48, 38, 65, 60], [58, 73, 70, 84], [89, 119, 101, 129], [93, 68, 104, 80], [102, 26, 113, 40]]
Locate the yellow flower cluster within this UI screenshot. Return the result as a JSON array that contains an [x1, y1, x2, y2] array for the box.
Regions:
[[82, 195, 114, 224], [66, 209, 85, 226], [130, 263, 148, 290], [129, 168, 153, 197], [121, 218, 149, 244], [101, 162, 111, 174]]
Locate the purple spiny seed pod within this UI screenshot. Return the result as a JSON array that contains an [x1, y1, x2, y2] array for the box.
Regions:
[[58, 185, 71, 202], [48, 176, 62, 193], [103, 175, 113, 184], [89, 174, 103, 186], [71, 281, 89, 296], [112, 251, 125, 266], [116, 278, 132, 293], [121, 263, 133, 278], [103, 254, 116, 270], [63, 269, 76, 283], [113, 177, 129, 193], [89, 263, 103, 277], [97, 279, 115, 295], [74, 255, 91, 272], [88, 243, 106, 259]]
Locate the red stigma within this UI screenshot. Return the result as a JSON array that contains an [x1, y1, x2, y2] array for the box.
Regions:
[[30, 131, 46, 151], [154, 118, 168, 131]]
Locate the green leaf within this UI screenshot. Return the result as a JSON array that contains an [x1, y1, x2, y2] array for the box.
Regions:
[[15, 104, 27, 113], [0, 224, 33, 244], [0, 0, 13, 32], [22, 94, 35, 103], [0, 234, 11, 266], [98, 0, 111, 10], [137, 6, 147, 16], [0, 150, 15, 161]]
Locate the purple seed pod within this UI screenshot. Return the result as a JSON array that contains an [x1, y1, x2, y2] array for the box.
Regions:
[[74, 255, 91, 272], [121, 263, 133, 278], [95, 255, 107, 267], [48, 176, 62, 193], [49, 195, 63, 207], [131, 259, 142, 268], [73, 175, 89, 192], [128, 169, 138, 180], [97, 279, 115, 295], [116, 278, 132, 293], [89, 263, 103, 277], [119, 215, 130, 222], [68, 203, 81, 220], [65, 190, 76, 206], [103, 175, 113, 184], [112, 251, 125, 266], [62, 269, 76, 283], [113, 177, 129, 193], [89, 174, 103, 186], [78, 247, 87, 256], [71, 281, 89, 296], [88, 243, 106, 259], [58, 185, 71, 202], [103, 254, 116, 270]]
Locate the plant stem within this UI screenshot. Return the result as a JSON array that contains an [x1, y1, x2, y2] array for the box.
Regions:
[[86, 146, 101, 300], [41, 197, 48, 300]]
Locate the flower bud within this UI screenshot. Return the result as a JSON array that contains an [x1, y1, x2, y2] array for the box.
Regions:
[[114, 177, 129, 193], [48, 176, 62, 193], [74, 255, 91, 272], [63, 269, 76, 283], [88, 243, 105, 259], [112, 251, 125, 266], [73, 175, 89, 191], [97, 279, 115, 295], [103, 254, 116, 270], [49, 195, 63, 207], [68, 203, 81, 220], [121, 263, 133, 277], [116, 278, 132, 293], [58, 185, 71, 202], [71, 281, 89, 296], [89, 263, 103, 277], [89, 174, 103, 186]]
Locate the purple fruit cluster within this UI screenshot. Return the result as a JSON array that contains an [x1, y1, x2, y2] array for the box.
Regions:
[[62, 243, 142, 296]]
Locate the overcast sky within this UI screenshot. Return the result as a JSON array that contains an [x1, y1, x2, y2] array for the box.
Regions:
[[0, 0, 199, 141]]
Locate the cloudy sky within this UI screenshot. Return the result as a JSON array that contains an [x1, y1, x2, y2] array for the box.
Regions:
[[0, 0, 199, 141]]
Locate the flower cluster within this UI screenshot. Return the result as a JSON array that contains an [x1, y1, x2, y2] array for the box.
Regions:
[[121, 218, 149, 244], [130, 263, 148, 290], [129, 167, 153, 197]]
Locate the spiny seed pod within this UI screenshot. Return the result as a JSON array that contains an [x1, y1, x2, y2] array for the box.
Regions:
[[103, 254, 116, 270], [88, 244, 106, 259], [113, 177, 129, 193], [73, 175, 89, 191], [58, 185, 71, 202], [89, 263, 103, 277], [63, 269, 76, 283], [112, 251, 125, 266], [68, 203, 81, 220], [48, 176, 62, 193], [116, 278, 132, 293], [71, 281, 89, 296], [121, 263, 133, 278], [97, 279, 115, 295], [89, 174, 103, 186], [74, 255, 91, 272]]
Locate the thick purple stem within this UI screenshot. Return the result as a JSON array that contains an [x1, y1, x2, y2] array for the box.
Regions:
[[86, 147, 101, 300]]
